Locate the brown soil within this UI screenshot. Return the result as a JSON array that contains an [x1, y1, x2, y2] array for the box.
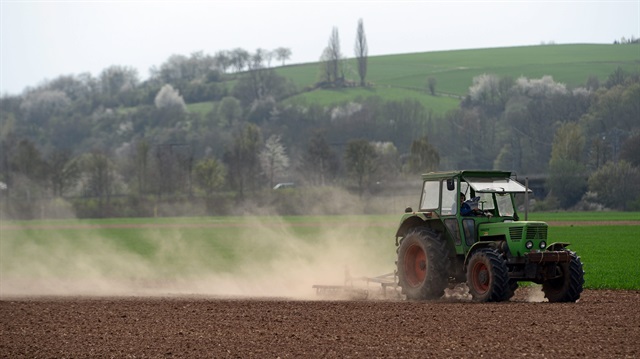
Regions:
[[2, 289, 639, 358]]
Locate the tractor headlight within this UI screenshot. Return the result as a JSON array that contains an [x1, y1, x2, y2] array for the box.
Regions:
[[539, 241, 547, 249], [525, 241, 534, 249]]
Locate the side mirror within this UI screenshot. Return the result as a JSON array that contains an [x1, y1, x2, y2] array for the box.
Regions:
[[446, 179, 455, 191]]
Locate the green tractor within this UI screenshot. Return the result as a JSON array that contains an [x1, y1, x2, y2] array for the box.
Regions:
[[395, 170, 584, 302]]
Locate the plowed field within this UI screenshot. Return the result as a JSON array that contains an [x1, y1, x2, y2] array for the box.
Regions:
[[2, 289, 639, 358]]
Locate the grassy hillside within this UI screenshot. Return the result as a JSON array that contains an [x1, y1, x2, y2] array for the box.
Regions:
[[274, 44, 639, 115]]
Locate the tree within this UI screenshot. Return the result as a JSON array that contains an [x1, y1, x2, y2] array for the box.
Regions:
[[546, 159, 587, 208], [467, 73, 504, 111], [320, 27, 343, 85], [233, 68, 290, 106], [230, 48, 250, 73], [213, 50, 232, 73], [224, 123, 262, 200], [98, 65, 139, 106], [80, 152, 117, 209], [372, 141, 399, 183], [11, 139, 47, 184], [301, 130, 339, 186], [274, 47, 292, 66], [427, 77, 437, 96], [344, 139, 377, 197], [47, 149, 80, 197], [354, 19, 368, 87], [407, 136, 440, 173], [588, 160, 640, 210], [259, 135, 290, 189], [620, 134, 640, 167], [546, 122, 587, 208], [550, 122, 585, 164], [605, 66, 627, 88], [134, 139, 150, 195], [216, 96, 243, 127], [154, 84, 186, 112], [194, 158, 226, 199], [20, 90, 71, 127], [151, 143, 193, 198]]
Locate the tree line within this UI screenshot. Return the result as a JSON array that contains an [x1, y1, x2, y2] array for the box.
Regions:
[[1, 23, 639, 218]]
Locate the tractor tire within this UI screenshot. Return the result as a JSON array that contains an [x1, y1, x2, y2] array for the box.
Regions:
[[396, 229, 449, 300], [466, 248, 511, 302], [542, 251, 584, 303]]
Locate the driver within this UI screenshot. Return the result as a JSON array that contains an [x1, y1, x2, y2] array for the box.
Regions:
[[460, 193, 482, 216]]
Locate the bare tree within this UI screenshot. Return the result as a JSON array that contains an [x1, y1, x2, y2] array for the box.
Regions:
[[354, 19, 368, 87], [213, 50, 232, 73], [326, 27, 343, 84], [230, 48, 250, 73], [274, 47, 292, 66], [98, 65, 139, 97]]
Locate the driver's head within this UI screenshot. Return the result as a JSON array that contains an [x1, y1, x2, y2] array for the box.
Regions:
[[460, 193, 466, 202]]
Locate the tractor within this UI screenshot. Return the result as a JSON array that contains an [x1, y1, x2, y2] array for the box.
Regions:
[[395, 170, 584, 302]]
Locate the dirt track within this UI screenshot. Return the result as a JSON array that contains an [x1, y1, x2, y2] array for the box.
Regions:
[[2, 289, 639, 358]]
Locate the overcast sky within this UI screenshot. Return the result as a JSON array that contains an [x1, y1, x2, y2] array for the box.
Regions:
[[1, 0, 638, 95]]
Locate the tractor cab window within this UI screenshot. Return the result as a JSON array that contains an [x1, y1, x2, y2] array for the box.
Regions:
[[441, 179, 469, 216], [420, 180, 440, 211], [477, 192, 495, 211], [496, 193, 515, 217]]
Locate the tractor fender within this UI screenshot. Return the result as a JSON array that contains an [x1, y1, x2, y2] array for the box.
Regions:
[[547, 242, 571, 251], [463, 241, 501, 270], [395, 213, 429, 237], [395, 213, 444, 246]]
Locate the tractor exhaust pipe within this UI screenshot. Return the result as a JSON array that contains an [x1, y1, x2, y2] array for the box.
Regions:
[[524, 177, 529, 221]]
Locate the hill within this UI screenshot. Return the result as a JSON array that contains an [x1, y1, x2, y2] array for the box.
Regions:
[[270, 44, 639, 115]]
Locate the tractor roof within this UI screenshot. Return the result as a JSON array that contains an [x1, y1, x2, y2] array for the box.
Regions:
[[421, 170, 513, 181]]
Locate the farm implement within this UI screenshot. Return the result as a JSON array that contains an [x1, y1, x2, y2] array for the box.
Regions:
[[312, 270, 400, 300]]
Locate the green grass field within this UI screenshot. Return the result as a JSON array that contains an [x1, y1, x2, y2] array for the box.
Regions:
[[272, 44, 640, 115], [2, 212, 638, 292]]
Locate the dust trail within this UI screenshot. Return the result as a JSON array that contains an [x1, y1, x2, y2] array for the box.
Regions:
[[0, 216, 399, 300]]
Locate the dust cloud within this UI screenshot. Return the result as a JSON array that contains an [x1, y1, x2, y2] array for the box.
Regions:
[[0, 215, 399, 300], [525, 285, 548, 302]]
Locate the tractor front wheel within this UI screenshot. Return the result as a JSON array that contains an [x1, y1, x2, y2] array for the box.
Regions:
[[396, 229, 449, 300], [466, 248, 510, 302], [542, 251, 584, 302]]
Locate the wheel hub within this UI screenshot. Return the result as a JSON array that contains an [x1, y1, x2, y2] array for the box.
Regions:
[[404, 244, 427, 287], [472, 262, 490, 293]]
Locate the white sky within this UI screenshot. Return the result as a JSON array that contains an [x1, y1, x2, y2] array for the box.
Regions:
[[1, 0, 639, 95]]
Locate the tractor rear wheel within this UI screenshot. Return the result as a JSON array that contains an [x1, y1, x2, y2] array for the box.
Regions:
[[542, 251, 584, 302], [396, 229, 449, 300], [466, 248, 510, 302]]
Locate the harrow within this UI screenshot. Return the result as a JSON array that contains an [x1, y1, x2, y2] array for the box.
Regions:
[[312, 268, 400, 300]]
